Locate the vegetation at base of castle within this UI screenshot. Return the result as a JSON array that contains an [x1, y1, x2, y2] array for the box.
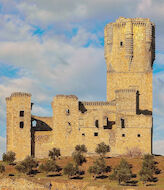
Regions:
[[0, 164, 5, 173], [88, 157, 108, 180], [139, 154, 157, 184], [75, 144, 87, 153], [126, 147, 142, 158], [63, 163, 79, 179], [72, 152, 86, 166], [95, 142, 110, 157], [72, 144, 87, 166], [39, 160, 61, 174], [48, 148, 61, 160], [15, 156, 38, 175], [109, 158, 132, 185], [2, 151, 16, 164]]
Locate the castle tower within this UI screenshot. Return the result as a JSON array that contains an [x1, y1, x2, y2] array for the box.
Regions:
[[52, 95, 79, 156], [104, 17, 155, 112], [6, 92, 32, 161]]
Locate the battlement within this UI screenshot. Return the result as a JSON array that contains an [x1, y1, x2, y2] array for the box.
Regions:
[[82, 101, 115, 106], [6, 92, 31, 101], [115, 89, 137, 94], [55, 94, 78, 100]]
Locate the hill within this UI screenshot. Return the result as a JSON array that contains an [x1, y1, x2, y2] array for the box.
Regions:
[[0, 155, 164, 189]]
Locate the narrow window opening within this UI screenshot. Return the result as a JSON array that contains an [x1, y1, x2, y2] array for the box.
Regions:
[[20, 111, 24, 117], [66, 109, 70, 115], [121, 118, 125, 128], [95, 120, 99, 128], [120, 41, 123, 47], [20, 121, 24, 129], [82, 133, 85, 136], [122, 134, 125, 137], [68, 122, 71, 126], [94, 132, 98, 136], [137, 134, 141, 137]]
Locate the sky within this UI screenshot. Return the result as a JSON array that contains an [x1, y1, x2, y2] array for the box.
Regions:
[[0, 0, 164, 157]]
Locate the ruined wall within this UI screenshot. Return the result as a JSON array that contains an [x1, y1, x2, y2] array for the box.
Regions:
[[51, 95, 117, 156], [5, 17, 154, 160]]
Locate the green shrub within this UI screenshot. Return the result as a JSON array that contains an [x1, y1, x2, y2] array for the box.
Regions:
[[0, 164, 5, 173], [139, 154, 156, 184], [48, 148, 61, 160], [95, 142, 110, 157], [109, 158, 132, 185], [39, 160, 60, 174], [88, 157, 107, 179], [72, 144, 87, 166], [72, 152, 86, 166], [63, 163, 79, 179], [15, 156, 38, 175], [75, 144, 87, 153], [2, 151, 16, 164]]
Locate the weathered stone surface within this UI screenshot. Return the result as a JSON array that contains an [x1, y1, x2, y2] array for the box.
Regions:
[[6, 17, 154, 160]]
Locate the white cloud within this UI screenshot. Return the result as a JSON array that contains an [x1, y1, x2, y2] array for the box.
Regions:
[[0, 0, 164, 157], [16, 0, 140, 26], [0, 14, 33, 41], [153, 140, 164, 155], [0, 137, 6, 159], [155, 53, 164, 66]]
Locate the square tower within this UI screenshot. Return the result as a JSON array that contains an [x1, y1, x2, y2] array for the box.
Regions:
[[104, 17, 155, 112]]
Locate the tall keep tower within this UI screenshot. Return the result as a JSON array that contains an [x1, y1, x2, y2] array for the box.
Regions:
[[104, 17, 155, 112], [6, 92, 32, 161]]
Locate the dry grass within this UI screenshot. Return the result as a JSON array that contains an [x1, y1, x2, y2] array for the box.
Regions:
[[0, 155, 164, 189]]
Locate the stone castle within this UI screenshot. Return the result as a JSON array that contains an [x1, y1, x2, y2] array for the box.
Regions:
[[6, 17, 155, 161]]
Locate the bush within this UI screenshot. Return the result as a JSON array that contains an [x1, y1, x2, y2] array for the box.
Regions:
[[39, 160, 60, 174], [139, 154, 156, 184], [63, 163, 79, 179], [72, 144, 87, 166], [15, 156, 38, 175], [2, 151, 16, 164], [109, 158, 132, 185], [72, 152, 86, 166], [48, 148, 61, 160], [75, 145, 87, 153], [95, 142, 110, 157], [88, 157, 107, 179], [0, 164, 5, 173]]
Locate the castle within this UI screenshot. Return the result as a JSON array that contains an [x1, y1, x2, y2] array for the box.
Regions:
[[6, 17, 155, 161]]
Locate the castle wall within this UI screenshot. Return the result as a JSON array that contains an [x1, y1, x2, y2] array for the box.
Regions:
[[78, 109, 116, 155], [115, 114, 152, 155], [35, 131, 53, 159], [5, 17, 155, 160]]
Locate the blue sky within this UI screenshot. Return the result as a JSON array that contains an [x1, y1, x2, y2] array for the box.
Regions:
[[0, 0, 164, 156]]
